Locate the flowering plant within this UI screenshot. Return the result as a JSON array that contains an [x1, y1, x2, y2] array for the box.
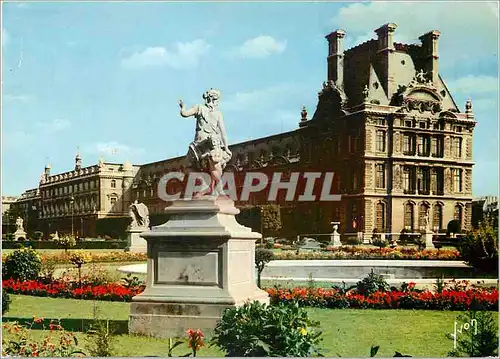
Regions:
[[186, 329, 205, 357], [2, 319, 85, 357]]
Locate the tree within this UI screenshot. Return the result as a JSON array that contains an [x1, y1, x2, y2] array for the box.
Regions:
[[255, 248, 274, 288], [458, 218, 498, 274], [260, 204, 282, 237]]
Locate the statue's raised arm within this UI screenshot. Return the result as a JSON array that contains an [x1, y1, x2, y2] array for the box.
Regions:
[[179, 99, 199, 118]]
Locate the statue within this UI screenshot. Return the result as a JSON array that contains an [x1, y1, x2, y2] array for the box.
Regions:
[[424, 207, 430, 231], [179, 89, 232, 197], [415, 69, 427, 83], [16, 217, 24, 231], [129, 200, 150, 229]]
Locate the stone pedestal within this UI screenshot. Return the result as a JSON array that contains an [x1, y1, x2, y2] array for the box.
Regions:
[[127, 227, 148, 253], [14, 229, 27, 241], [129, 196, 269, 338], [424, 231, 435, 249]]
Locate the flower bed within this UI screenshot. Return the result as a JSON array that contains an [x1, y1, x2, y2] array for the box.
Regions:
[[274, 247, 461, 261], [2, 279, 144, 302], [266, 287, 499, 311]]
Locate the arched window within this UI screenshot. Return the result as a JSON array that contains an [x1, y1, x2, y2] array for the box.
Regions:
[[433, 203, 443, 230], [111, 180, 116, 188], [419, 203, 430, 229], [404, 202, 414, 230], [375, 202, 386, 230]]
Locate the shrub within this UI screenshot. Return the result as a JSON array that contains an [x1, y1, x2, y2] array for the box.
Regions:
[[255, 248, 274, 288], [356, 270, 390, 296], [39, 257, 58, 284], [86, 319, 116, 357], [447, 219, 461, 235], [346, 236, 362, 245], [372, 229, 388, 250], [211, 301, 323, 357], [414, 233, 426, 250], [2, 288, 11, 314], [3, 247, 42, 281], [458, 218, 498, 274], [264, 237, 275, 249]]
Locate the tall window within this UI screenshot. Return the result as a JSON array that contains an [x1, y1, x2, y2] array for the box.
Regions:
[[431, 136, 443, 157], [418, 136, 430, 156], [433, 204, 443, 230], [417, 167, 430, 194], [376, 202, 386, 230], [375, 164, 385, 188], [352, 171, 358, 191], [376, 130, 386, 152], [403, 134, 413, 155], [453, 137, 463, 158], [453, 169, 463, 192], [454, 204, 463, 229], [404, 203, 414, 230], [111, 180, 116, 188], [418, 203, 429, 229], [403, 167, 410, 192]]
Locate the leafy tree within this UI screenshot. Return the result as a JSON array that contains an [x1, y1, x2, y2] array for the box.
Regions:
[[255, 248, 274, 288], [260, 205, 282, 237], [458, 218, 498, 274]]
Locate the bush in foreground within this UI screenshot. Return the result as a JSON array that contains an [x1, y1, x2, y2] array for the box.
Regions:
[[212, 300, 323, 357], [2, 247, 42, 281]]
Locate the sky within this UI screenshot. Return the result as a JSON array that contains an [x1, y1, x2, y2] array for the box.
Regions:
[[1, 1, 499, 197]]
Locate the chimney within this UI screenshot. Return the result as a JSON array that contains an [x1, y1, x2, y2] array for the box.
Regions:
[[418, 30, 440, 84], [374, 23, 398, 97], [325, 29, 346, 86], [375, 23, 397, 53]]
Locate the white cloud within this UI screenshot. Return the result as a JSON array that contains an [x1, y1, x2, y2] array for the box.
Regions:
[[238, 36, 287, 58], [446, 75, 498, 97], [2, 28, 9, 47], [330, 2, 498, 69], [223, 83, 304, 112], [36, 119, 71, 133], [121, 39, 211, 70], [85, 141, 146, 157]]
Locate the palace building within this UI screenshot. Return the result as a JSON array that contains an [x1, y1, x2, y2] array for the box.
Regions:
[[10, 23, 475, 239]]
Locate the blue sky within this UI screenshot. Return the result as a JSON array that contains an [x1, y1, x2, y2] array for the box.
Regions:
[[2, 1, 499, 196]]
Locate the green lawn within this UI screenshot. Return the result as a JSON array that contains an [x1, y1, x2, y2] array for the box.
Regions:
[[3, 294, 494, 357]]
